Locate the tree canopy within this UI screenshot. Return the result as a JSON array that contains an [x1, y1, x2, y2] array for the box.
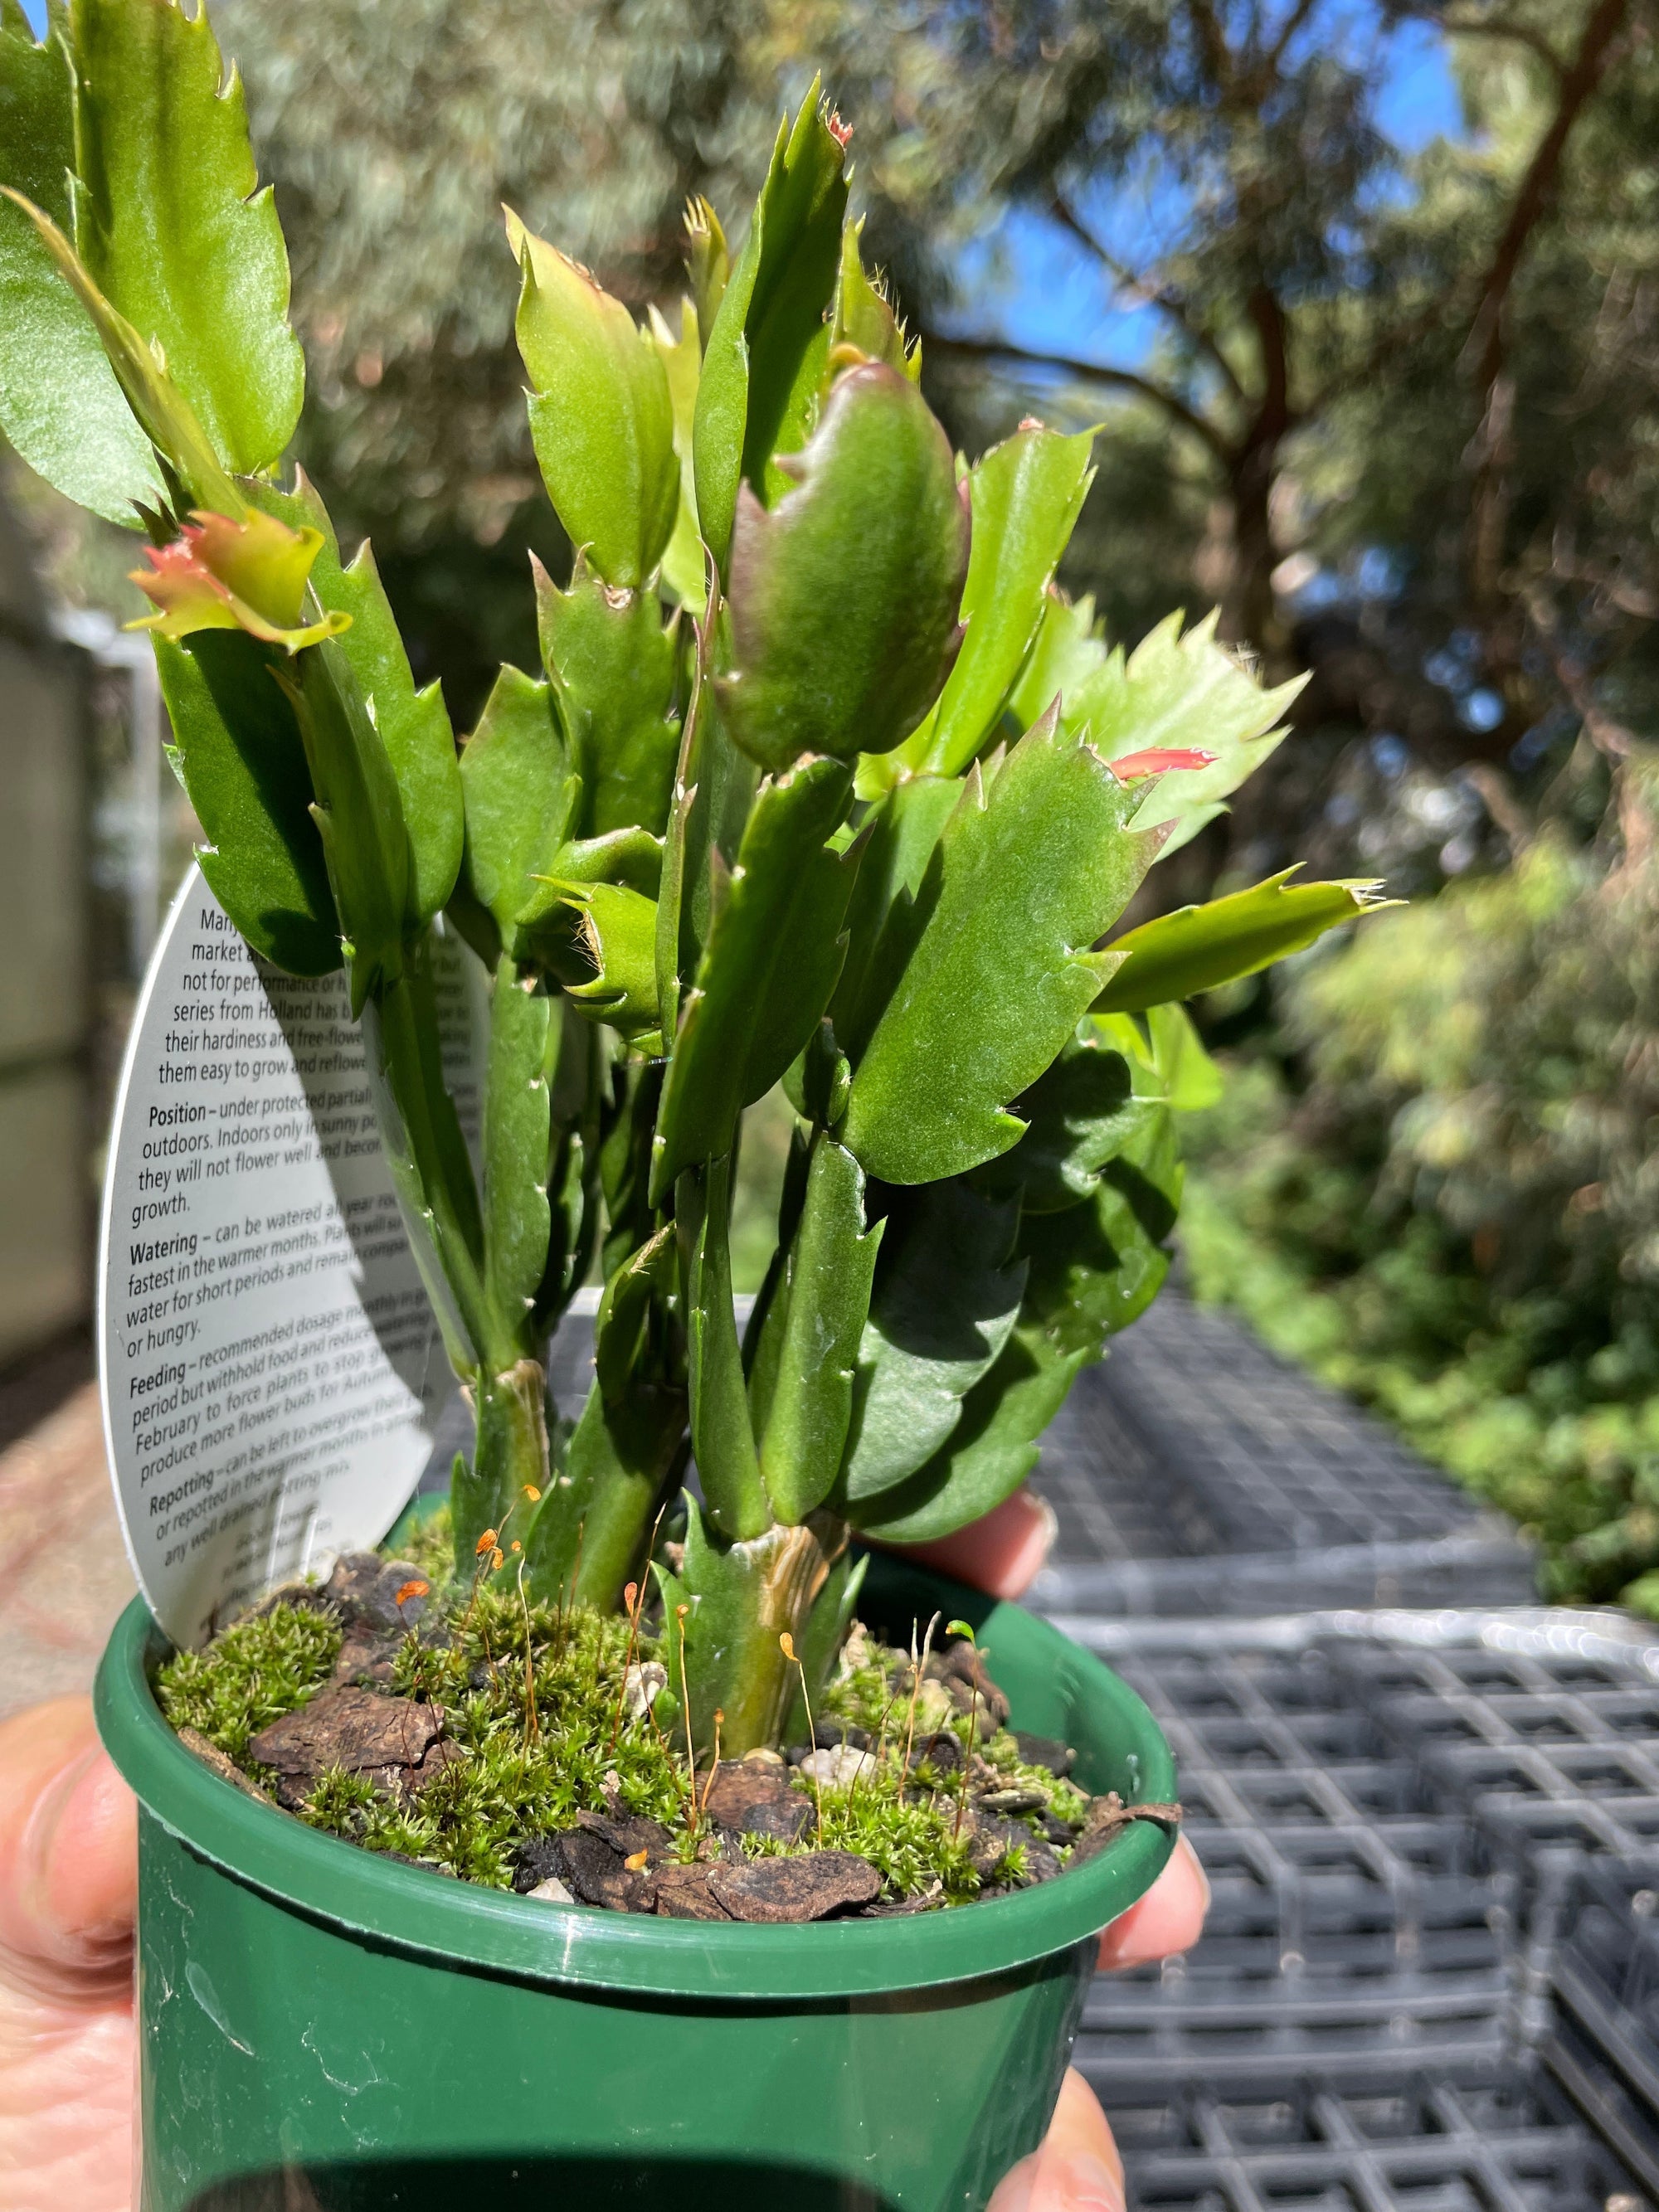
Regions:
[[766, 0, 1657, 889], [25, 0, 1657, 862]]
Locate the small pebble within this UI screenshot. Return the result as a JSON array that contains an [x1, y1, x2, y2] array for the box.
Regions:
[[527, 1877, 575, 1904], [702, 1761, 814, 1841], [910, 1730, 963, 1775], [811, 1720, 871, 1752], [1013, 1730, 1074, 1777], [623, 1661, 667, 1718], [324, 1553, 430, 1631], [797, 1744, 877, 1792], [978, 1787, 1048, 1816]]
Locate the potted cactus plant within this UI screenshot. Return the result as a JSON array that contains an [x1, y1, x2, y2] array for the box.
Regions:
[[0, 2, 1388, 2202]]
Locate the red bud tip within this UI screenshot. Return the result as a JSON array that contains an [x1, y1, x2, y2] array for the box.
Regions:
[[827, 110, 853, 149], [142, 530, 229, 591], [1108, 747, 1218, 781]]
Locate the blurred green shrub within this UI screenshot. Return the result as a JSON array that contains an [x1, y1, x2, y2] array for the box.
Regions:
[[1185, 786, 1659, 1615]]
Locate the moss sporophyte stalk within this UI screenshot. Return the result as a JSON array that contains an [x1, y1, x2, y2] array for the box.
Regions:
[[5, 0, 1382, 1875]]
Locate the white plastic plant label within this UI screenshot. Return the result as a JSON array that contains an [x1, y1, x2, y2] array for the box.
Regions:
[[100, 868, 481, 1649]]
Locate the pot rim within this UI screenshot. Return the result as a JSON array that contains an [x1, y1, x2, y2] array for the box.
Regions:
[[95, 1568, 1177, 2003]]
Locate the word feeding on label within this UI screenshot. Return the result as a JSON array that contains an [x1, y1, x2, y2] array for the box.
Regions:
[[99, 869, 483, 1649]]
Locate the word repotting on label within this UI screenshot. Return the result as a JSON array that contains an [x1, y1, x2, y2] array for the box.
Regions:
[[100, 870, 482, 1650]]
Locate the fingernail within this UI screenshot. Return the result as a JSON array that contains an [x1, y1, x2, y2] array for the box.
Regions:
[[1180, 1834, 1212, 1915], [999, 1492, 1058, 1597], [22, 1746, 95, 1898], [1034, 2151, 1124, 2212], [985, 2151, 1038, 2212]]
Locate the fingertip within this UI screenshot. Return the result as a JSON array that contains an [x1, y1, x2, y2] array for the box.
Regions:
[[0, 1695, 137, 1982], [44, 1741, 139, 1959], [882, 1487, 1057, 1602], [1048, 2069, 1123, 2183], [1027, 2071, 1125, 2210], [1096, 1835, 1209, 1971], [985, 2150, 1038, 2212], [986, 2073, 1123, 2212]]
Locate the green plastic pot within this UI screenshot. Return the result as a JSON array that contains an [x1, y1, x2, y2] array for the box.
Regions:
[[96, 1550, 1176, 2211]]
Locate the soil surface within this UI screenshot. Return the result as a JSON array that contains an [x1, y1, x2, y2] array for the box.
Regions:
[[158, 1545, 1181, 1922]]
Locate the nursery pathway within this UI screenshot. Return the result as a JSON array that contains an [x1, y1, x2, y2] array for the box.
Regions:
[[0, 1357, 135, 1716]]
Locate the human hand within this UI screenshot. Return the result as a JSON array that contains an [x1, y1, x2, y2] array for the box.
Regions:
[[0, 1696, 137, 2212], [0, 1685, 1199, 2212], [907, 1485, 1209, 2211], [984, 1839, 1208, 2209], [0, 1484, 1198, 2212]]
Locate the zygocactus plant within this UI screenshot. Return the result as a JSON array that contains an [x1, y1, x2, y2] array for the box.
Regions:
[[0, 0, 1387, 1754]]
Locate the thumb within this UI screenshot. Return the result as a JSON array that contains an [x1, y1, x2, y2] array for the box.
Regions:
[[986, 2069, 1125, 2212], [0, 1698, 137, 1998]]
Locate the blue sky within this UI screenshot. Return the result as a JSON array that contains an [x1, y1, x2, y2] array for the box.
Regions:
[[946, 17, 1464, 376], [17, 0, 1462, 388]]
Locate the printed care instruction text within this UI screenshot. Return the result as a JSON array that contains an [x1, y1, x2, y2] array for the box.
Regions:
[[100, 869, 481, 1648]]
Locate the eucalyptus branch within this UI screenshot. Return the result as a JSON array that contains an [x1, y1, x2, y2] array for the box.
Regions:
[[923, 330, 1235, 461], [1047, 191, 1249, 406], [1464, 0, 1634, 396], [1439, 12, 1570, 77]]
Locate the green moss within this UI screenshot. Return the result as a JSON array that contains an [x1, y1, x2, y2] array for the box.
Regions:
[[820, 1644, 900, 1737], [396, 1499, 460, 1594], [156, 1602, 341, 1765], [807, 1769, 981, 1901], [730, 1765, 980, 1901], [726, 1627, 1097, 1903], [820, 1632, 1090, 1837], [333, 1584, 690, 1885], [158, 1568, 1090, 1908]]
